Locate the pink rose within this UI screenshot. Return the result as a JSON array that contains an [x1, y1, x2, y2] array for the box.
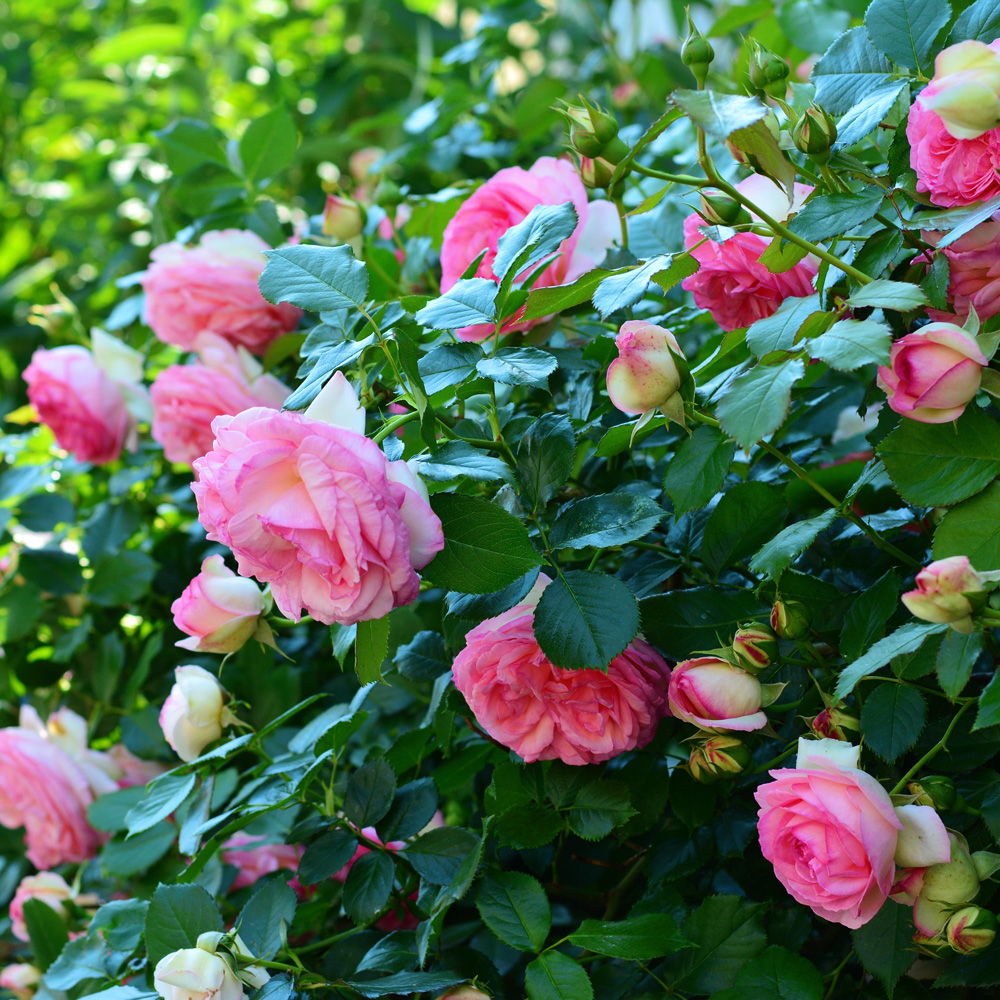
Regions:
[[141, 229, 301, 354], [108, 743, 166, 788], [0, 726, 105, 869], [152, 333, 289, 465], [9, 872, 74, 942], [451, 582, 671, 765], [682, 175, 819, 332], [901, 556, 988, 632], [192, 375, 443, 625], [907, 88, 1000, 207], [439, 156, 619, 341], [160, 665, 235, 763], [606, 321, 685, 415], [0, 965, 40, 1000], [220, 833, 304, 893], [923, 215, 1000, 324], [668, 656, 767, 732], [921, 39, 1000, 140], [876, 323, 986, 423], [322, 195, 364, 241], [172, 555, 272, 654]]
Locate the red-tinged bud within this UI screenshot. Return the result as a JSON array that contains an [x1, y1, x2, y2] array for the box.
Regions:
[[946, 906, 998, 954], [688, 735, 752, 783], [770, 599, 810, 640], [731, 623, 778, 673], [809, 705, 858, 741]]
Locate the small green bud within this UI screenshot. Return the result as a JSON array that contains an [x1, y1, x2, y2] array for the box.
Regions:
[[578, 156, 616, 189], [790, 103, 838, 163], [770, 599, 810, 640], [908, 775, 957, 812], [561, 99, 624, 161], [747, 41, 790, 98], [681, 10, 714, 87], [699, 189, 752, 227], [374, 178, 403, 208]]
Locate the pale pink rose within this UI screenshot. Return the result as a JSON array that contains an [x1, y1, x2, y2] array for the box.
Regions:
[[606, 321, 685, 415], [23, 347, 135, 465], [901, 556, 988, 632], [160, 665, 234, 763], [322, 195, 364, 241], [0, 726, 105, 869], [907, 88, 1000, 207], [922, 39, 1000, 140], [153, 943, 247, 1000], [682, 175, 819, 331], [220, 833, 304, 892], [9, 872, 73, 942], [876, 323, 986, 423], [108, 744, 166, 788], [668, 656, 767, 732], [141, 229, 301, 354], [0, 965, 40, 1000], [152, 333, 288, 465], [451, 591, 671, 765], [923, 215, 1000, 324], [171, 555, 272, 654], [191, 397, 443, 626], [755, 756, 902, 928], [439, 156, 620, 341]]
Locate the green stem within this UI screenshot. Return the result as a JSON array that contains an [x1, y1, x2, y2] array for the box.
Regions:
[[630, 163, 710, 187], [890, 700, 973, 795], [754, 742, 796, 774], [371, 409, 419, 443]]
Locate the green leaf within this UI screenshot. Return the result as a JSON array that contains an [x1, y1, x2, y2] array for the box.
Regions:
[[476, 871, 552, 952], [343, 973, 465, 998], [417, 442, 511, 484], [23, 898, 70, 972], [640, 587, 766, 660], [975, 670, 1000, 731], [845, 279, 928, 312], [88, 549, 156, 606], [701, 482, 788, 575], [852, 900, 914, 996], [548, 493, 663, 549], [836, 82, 909, 147], [568, 914, 689, 960], [806, 319, 892, 370], [43, 936, 111, 990], [355, 615, 390, 685], [422, 493, 542, 594], [568, 779, 637, 840], [952, 0, 1000, 42], [493, 202, 578, 282], [651, 254, 701, 292], [517, 412, 576, 512], [260, 244, 368, 313], [834, 622, 948, 699], [238, 880, 297, 961], [416, 278, 497, 329], [403, 826, 480, 884], [730, 946, 824, 1000], [523, 269, 615, 321], [89, 23, 187, 64], [671, 90, 769, 141], [746, 295, 823, 357], [345, 760, 397, 828], [445, 571, 539, 622], [936, 631, 984, 701], [855, 228, 905, 278], [19, 548, 83, 596], [916, 195, 1000, 249], [877, 406, 1000, 506], [88, 786, 148, 832], [343, 851, 394, 925], [525, 952, 593, 1000], [532, 570, 640, 670], [749, 510, 836, 580], [592, 255, 672, 318], [103, 822, 177, 876], [378, 778, 439, 841], [124, 773, 196, 838], [812, 27, 893, 114], [860, 683, 926, 762], [144, 884, 223, 968], [90, 899, 149, 952], [477, 347, 557, 388], [281, 335, 374, 412], [417, 343, 484, 395], [787, 189, 884, 243], [840, 570, 899, 660], [716, 360, 806, 451], [933, 480, 1000, 570], [864, 0, 951, 71], [663, 425, 736, 516], [239, 106, 298, 183], [298, 831, 358, 885], [728, 118, 798, 193], [153, 119, 229, 174]]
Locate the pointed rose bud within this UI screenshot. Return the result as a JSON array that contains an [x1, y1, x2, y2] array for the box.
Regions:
[[689, 735, 752, 783], [606, 321, 686, 416], [790, 104, 837, 163], [699, 189, 751, 227], [770, 599, 810, 639], [171, 555, 272, 654], [731, 623, 778, 673], [894, 804, 952, 868], [578, 156, 615, 189], [681, 11, 714, 87], [923, 40, 1000, 140], [562, 100, 626, 163], [668, 657, 767, 732], [902, 556, 989, 633], [323, 194, 365, 241], [947, 906, 998, 954], [748, 41, 790, 98], [908, 774, 958, 812], [913, 832, 981, 937], [808, 704, 858, 741], [159, 665, 236, 763]]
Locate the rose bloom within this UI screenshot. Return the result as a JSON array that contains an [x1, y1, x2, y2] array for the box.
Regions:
[[171, 555, 272, 654], [221, 833, 305, 893], [682, 175, 819, 331], [152, 333, 289, 465], [108, 743, 166, 788], [23, 346, 136, 465], [451, 586, 671, 766], [901, 555, 988, 632], [876, 323, 986, 423], [141, 229, 302, 354], [159, 665, 235, 763], [923, 215, 1000, 324], [154, 933, 268, 1000], [9, 872, 74, 942], [0, 965, 40, 1000], [921, 39, 1000, 140], [0, 725, 105, 869], [439, 156, 619, 341], [668, 656, 766, 732], [606, 321, 685, 415], [192, 376, 443, 625]]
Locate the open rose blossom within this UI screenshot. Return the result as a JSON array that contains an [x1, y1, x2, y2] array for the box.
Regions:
[[152, 333, 289, 465], [141, 229, 301, 354], [923, 214, 1000, 324], [192, 374, 443, 625], [682, 175, 819, 331], [172, 555, 272, 654], [921, 39, 1000, 140], [668, 656, 766, 732], [901, 556, 989, 632], [439, 156, 619, 341], [451, 578, 671, 765], [9, 872, 73, 942], [221, 833, 304, 892], [876, 323, 986, 423]]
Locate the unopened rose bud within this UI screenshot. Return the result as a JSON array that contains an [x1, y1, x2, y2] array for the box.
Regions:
[[913, 833, 981, 937], [689, 735, 752, 782], [681, 12, 714, 87], [699, 190, 751, 227], [808, 705, 858, 741], [154, 933, 268, 1000], [349, 146, 385, 182], [159, 665, 237, 763], [0, 965, 41, 1000], [908, 775, 958, 812], [375, 178, 403, 208], [748, 41, 790, 98], [902, 556, 989, 633], [731, 623, 778, 673], [947, 906, 998, 954], [611, 80, 641, 109], [923, 40, 1000, 140], [790, 104, 837, 163], [323, 194, 365, 241], [770, 599, 810, 640], [579, 156, 616, 189], [606, 321, 687, 419], [562, 100, 626, 164], [435, 988, 491, 1000], [668, 657, 766, 732]]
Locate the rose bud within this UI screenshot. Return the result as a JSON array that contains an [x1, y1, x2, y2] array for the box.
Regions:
[[171, 555, 272, 654], [578, 156, 615, 190], [159, 665, 237, 763], [562, 100, 627, 164], [681, 12, 714, 86], [668, 657, 767, 732], [748, 41, 790, 98], [606, 321, 686, 420], [947, 905, 998, 954], [790, 104, 837, 163], [901, 556, 989, 633], [770, 599, 810, 640], [435, 989, 491, 1000], [923, 40, 1000, 140], [154, 932, 268, 1000], [9, 873, 74, 942], [349, 146, 385, 182], [877, 323, 987, 423], [908, 774, 958, 812], [322, 194, 365, 241], [912, 832, 981, 937], [731, 623, 778, 673], [699, 189, 751, 227], [0, 966, 41, 1000], [688, 735, 752, 783], [809, 704, 858, 741]]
